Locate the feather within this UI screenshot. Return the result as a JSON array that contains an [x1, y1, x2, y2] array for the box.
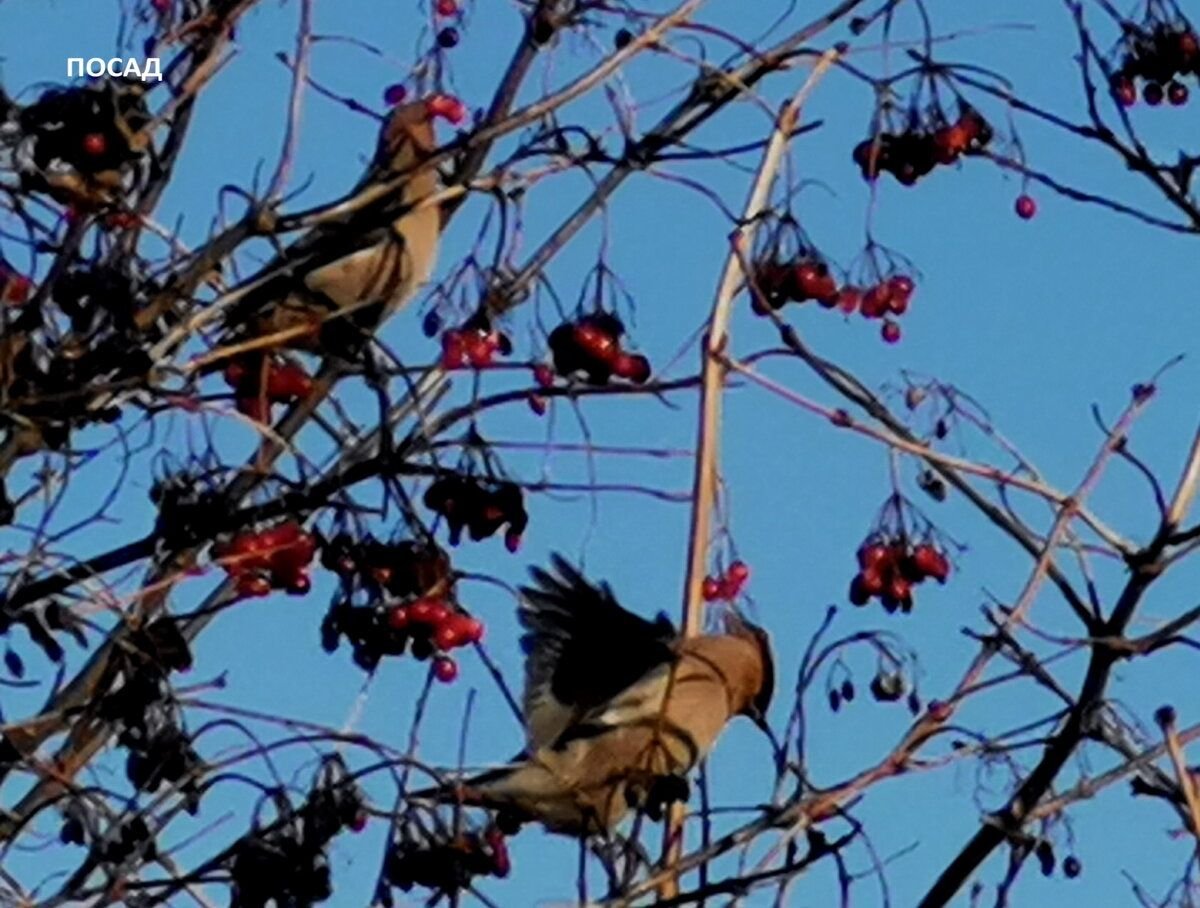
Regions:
[[517, 553, 675, 749]]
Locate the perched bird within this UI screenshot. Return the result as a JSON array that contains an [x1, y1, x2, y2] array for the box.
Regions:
[[414, 554, 775, 836], [223, 98, 445, 353]]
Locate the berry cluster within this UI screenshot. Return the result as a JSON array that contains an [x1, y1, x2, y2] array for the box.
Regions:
[[229, 758, 366, 908], [321, 535, 453, 597], [848, 536, 950, 613], [1111, 20, 1198, 106], [755, 254, 917, 345], [222, 356, 314, 421], [92, 617, 202, 809], [319, 537, 478, 678], [423, 475, 528, 551], [701, 560, 750, 601], [381, 825, 509, 900], [752, 256, 839, 312], [852, 106, 993, 185], [212, 520, 317, 598], [835, 275, 916, 344], [387, 598, 484, 682], [440, 315, 512, 370], [547, 313, 651, 385]]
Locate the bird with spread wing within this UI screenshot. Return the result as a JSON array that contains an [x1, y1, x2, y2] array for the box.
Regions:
[[413, 554, 775, 836]]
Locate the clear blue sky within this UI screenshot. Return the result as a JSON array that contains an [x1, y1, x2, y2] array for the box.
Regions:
[[2, 1, 1200, 905]]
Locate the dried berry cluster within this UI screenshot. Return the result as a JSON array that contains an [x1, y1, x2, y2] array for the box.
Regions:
[[547, 312, 651, 385], [222, 355, 314, 421], [1111, 19, 1198, 106], [212, 520, 317, 598], [0, 599, 84, 668], [320, 537, 477, 679], [14, 82, 150, 209], [852, 105, 992, 185], [380, 824, 510, 901], [424, 474, 528, 551], [93, 618, 202, 808], [701, 560, 750, 601], [828, 668, 922, 715], [1, 263, 153, 447], [228, 758, 366, 908], [848, 536, 950, 613], [440, 313, 513, 369]]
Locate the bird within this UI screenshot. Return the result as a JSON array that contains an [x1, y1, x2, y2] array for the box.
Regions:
[[220, 98, 444, 355], [412, 554, 775, 836]]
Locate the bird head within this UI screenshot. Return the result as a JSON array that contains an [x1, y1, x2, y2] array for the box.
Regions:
[[721, 609, 775, 730], [376, 100, 439, 170]]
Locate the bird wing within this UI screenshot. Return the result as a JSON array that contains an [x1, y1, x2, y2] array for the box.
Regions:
[[518, 553, 677, 750]]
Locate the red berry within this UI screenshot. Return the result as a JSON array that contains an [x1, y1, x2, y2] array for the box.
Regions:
[[433, 656, 459, 683], [836, 287, 861, 315], [82, 133, 107, 156], [1014, 194, 1037, 220], [434, 622, 463, 651], [859, 565, 885, 596], [504, 528, 522, 553], [3, 274, 31, 305], [848, 573, 872, 606], [1143, 82, 1164, 106], [533, 363, 555, 387], [881, 319, 901, 344], [437, 26, 459, 48], [856, 543, 889, 571], [1168, 81, 1189, 106], [727, 560, 750, 586], [383, 83, 408, 106], [911, 544, 950, 583], [529, 395, 547, 416], [463, 331, 494, 368], [458, 616, 484, 644], [104, 211, 139, 230], [1112, 75, 1137, 107], [222, 360, 248, 388], [860, 285, 889, 319], [265, 362, 313, 400], [388, 606, 411, 629], [1181, 31, 1200, 61], [236, 573, 272, 598], [888, 275, 914, 296], [440, 329, 467, 369], [237, 396, 271, 422], [573, 323, 619, 365], [701, 576, 722, 601], [886, 575, 912, 604], [613, 353, 651, 384], [435, 0, 458, 15], [408, 599, 437, 624], [285, 571, 311, 595], [427, 93, 467, 124], [349, 810, 368, 832]]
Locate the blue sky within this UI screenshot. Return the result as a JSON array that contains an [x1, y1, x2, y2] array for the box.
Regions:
[[2, 1, 1200, 905]]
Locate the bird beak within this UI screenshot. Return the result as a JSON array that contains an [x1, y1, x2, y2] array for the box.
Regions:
[[747, 706, 781, 753]]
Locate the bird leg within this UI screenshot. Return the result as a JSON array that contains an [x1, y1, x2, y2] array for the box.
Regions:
[[623, 770, 691, 821]]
